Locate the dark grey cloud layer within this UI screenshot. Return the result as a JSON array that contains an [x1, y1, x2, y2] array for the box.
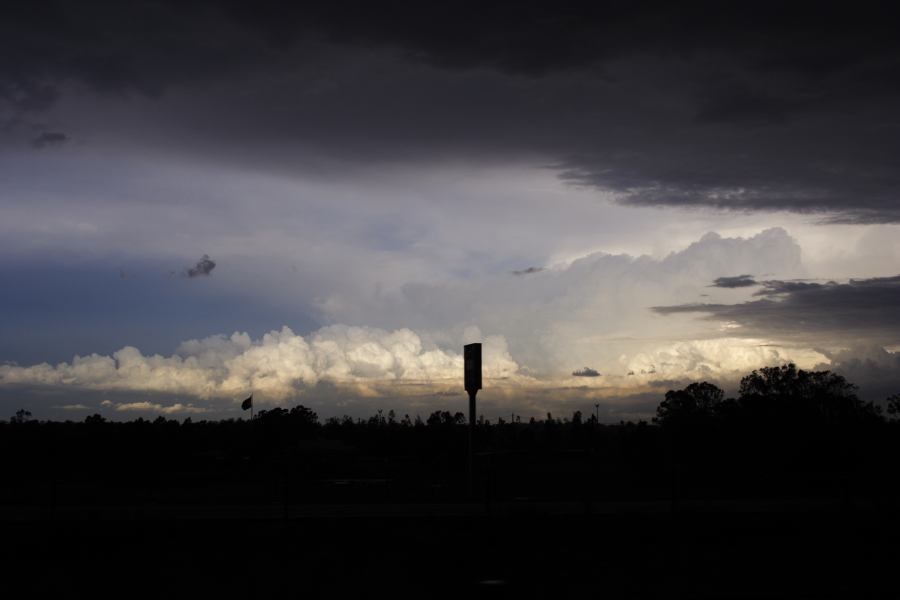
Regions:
[[711, 275, 758, 289], [31, 131, 67, 148], [3, 2, 900, 220], [654, 275, 900, 343]]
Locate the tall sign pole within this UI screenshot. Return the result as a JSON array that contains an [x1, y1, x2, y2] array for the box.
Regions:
[[464, 343, 482, 498]]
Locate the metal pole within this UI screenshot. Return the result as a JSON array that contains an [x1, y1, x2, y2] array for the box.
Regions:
[[468, 389, 477, 498], [463, 342, 481, 501]]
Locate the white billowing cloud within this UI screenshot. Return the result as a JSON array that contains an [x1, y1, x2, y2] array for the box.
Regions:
[[0, 325, 522, 402], [621, 338, 829, 382]]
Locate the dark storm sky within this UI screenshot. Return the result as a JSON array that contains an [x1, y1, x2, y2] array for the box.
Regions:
[[2, 1, 900, 419]]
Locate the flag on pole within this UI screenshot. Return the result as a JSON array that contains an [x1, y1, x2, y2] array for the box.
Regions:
[[241, 395, 253, 411]]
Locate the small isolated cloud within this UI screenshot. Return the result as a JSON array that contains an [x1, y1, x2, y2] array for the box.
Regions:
[[512, 266, 544, 276], [185, 254, 216, 278], [572, 367, 600, 377], [31, 131, 68, 149], [52, 403, 90, 411], [711, 274, 758, 288]]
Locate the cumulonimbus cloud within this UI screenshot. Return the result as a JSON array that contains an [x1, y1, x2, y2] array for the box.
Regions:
[[332, 227, 806, 376]]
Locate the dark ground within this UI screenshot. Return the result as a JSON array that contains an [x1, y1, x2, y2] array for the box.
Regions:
[[5, 505, 900, 599], [4, 401, 900, 598]]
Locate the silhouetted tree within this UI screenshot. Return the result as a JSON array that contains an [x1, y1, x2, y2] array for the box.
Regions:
[[368, 409, 386, 426], [288, 405, 318, 425], [10, 408, 33, 424], [887, 393, 900, 419], [256, 407, 288, 422], [426, 411, 465, 427], [738, 363, 880, 425], [654, 382, 724, 426]]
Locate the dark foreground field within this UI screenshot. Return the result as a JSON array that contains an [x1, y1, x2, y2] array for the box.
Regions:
[[6, 505, 900, 599], [6, 365, 900, 598], [4, 413, 900, 599]]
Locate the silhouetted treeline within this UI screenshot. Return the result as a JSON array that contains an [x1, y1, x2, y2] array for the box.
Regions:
[[3, 363, 900, 508], [655, 363, 882, 427], [8, 364, 900, 599]]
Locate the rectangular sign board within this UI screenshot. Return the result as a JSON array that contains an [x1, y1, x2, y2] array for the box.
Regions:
[[464, 343, 482, 392]]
